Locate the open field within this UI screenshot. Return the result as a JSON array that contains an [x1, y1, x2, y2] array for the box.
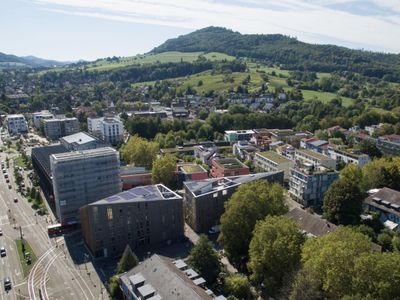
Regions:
[[86, 51, 235, 71], [300, 90, 354, 107]]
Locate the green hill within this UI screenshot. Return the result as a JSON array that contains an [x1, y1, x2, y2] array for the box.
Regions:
[[0, 52, 67, 69], [152, 27, 400, 82]]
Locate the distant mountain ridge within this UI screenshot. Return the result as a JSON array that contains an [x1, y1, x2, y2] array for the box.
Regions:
[[0, 52, 68, 69], [152, 27, 400, 81]]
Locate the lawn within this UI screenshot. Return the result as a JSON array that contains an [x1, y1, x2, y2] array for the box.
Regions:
[[300, 90, 355, 107], [86, 51, 235, 72], [13, 156, 26, 168], [15, 239, 38, 277]]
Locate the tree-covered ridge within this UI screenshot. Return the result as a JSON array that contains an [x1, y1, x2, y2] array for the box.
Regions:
[[152, 26, 400, 81], [0, 52, 67, 69]]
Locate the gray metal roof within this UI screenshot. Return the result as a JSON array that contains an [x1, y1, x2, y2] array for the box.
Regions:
[[90, 184, 182, 205], [184, 172, 283, 197], [119, 254, 213, 300], [60, 132, 97, 145]]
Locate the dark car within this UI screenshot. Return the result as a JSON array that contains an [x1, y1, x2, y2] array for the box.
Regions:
[[0, 247, 6, 257], [13, 197, 18, 203], [3, 277, 11, 291]]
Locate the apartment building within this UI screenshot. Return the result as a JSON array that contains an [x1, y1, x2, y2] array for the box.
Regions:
[[120, 166, 152, 190], [364, 188, 400, 229], [295, 148, 337, 170], [211, 157, 249, 178], [254, 151, 295, 180], [51, 147, 121, 224], [101, 117, 124, 145], [32, 110, 53, 129], [43, 117, 79, 140], [224, 130, 255, 142], [119, 254, 214, 300], [7, 114, 28, 134], [80, 185, 183, 258], [184, 172, 284, 233], [376, 136, 400, 156], [88, 116, 124, 145], [176, 164, 208, 188], [60, 132, 106, 151], [327, 147, 370, 167], [289, 164, 339, 209], [232, 141, 258, 160]]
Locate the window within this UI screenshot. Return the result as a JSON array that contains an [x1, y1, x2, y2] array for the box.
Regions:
[[107, 207, 113, 221]]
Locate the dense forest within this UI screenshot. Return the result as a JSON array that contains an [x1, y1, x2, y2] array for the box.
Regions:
[[152, 27, 400, 81]]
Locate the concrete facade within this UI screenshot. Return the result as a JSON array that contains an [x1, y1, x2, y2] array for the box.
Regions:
[[254, 151, 295, 180], [51, 147, 121, 224], [43, 117, 79, 140], [7, 114, 28, 134]]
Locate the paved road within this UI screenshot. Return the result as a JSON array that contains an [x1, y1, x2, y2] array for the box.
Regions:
[[0, 136, 109, 300]]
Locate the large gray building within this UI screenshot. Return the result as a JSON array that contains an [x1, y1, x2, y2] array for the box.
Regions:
[[184, 171, 284, 233], [51, 147, 121, 224], [43, 117, 79, 140], [80, 184, 183, 258]]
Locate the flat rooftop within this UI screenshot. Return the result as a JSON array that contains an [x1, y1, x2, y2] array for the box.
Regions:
[[225, 129, 254, 135], [180, 164, 207, 174], [257, 151, 292, 164], [91, 184, 182, 205], [185, 172, 282, 197], [296, 149, 333, 161], [51, 147, 116, 161], [60, 132, 97, 145], [213, 158, 247, 170]]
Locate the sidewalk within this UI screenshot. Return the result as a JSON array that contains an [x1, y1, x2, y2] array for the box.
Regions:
[[184, 223, 237, 273]]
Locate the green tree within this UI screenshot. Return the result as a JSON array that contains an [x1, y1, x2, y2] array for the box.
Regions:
[[218, 181, 287, 265], [121, 135, 159, 169], [248, 216, 305, 293], [352, 252, 400, 299], [151, 154, 177, 188], [188, 235, 221, 284], [290, 227, 372, 299], [323, 179, 363, 225], [116, 245, 139, 274], [358, 139, 382, 158], [108, 275, 121, 299], [223, 274, 252, 300]]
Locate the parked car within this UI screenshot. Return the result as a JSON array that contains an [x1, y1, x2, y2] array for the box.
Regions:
[[3, 277, 11, 291], [0, 229, 2, 236], [0, 247, 6, 257], [5, 179, 9, 183], [8, 185, 11, 189], [13, 197, 18, 203]]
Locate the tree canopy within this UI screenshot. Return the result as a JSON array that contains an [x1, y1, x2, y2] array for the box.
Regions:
[[151, 154, 177, 188], [323, 179, 363, 225], [187, 235, 221, 284], [218, 181, 287, 265], [290, 227, 373, 299], [121, 135, 159, 169], [116, 245, 139, 274], [248, 216, 305, 294]]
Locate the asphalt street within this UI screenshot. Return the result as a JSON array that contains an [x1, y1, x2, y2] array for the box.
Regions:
[[0, 132, 108, 300]]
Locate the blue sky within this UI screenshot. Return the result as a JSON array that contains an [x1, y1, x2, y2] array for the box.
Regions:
[[1, 0, 400, 61]]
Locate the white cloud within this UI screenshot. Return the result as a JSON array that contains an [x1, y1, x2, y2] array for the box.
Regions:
[[34, 0, 400, 53]]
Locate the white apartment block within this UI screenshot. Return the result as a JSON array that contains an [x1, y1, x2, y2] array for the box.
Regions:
[[87, 117, 103, 136], [254, 151, 295, 180], [294, 149, 337, 170], [88, 117, 123, 145], [32, 110, 53, 129], [7, 114, 28, 134], [327, 147, 370, 167]]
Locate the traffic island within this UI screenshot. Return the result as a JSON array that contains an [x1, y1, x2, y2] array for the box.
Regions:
[[15, 239, 38, 277]]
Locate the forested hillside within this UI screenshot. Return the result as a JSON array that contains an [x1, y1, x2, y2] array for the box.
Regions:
[[152, 27, 400, 81]]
